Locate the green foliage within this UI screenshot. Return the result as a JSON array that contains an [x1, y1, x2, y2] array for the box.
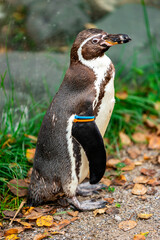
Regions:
[[115, 203, 121, 208], [107, 186, 115, 193]]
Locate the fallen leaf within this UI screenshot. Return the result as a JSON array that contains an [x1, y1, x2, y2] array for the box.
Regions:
[[154, 101, 160, 111], [106, 159, 121, 168], [121, 159, 135, 171], [25, 210, 43, 220], [147, 178, 160, 186], [100, 177, 112, 186], [134, 161, 143, 166], [18, 221, 32, 229], [4, 227, 24, 236], [67, 211, 79, 217], [140, 168, 156, 176], [49, 219, 76, 231], [148, 136, 160, 149], [116, 91, 128, 100], [133, 234, 145, 240], [36, 215, 53, 227], [0, 222, 3, 227], [119, 132, 132, 145], [137, 213, 153, 219], [33, 232, 49, 240], [158, 155, 160, 164], [132, 132, 147, 142], [103, 198, 114, 204], [26, 148, 36, 162], [50, 231, 64, 235], [7, 179, 28, 197], [133, 176, 150, 184], [2, 210, 22, 218], [132, 184, 147, 195], [27, 168, 33, 178], [119, 220, 137, 231], [143, 154, 150, 160], [5, 234, 19, 240], [127, 147, 141, 159], [137, 196, 147, 201], [24, 207, 34, 215], [24, 134, 37, 143], [106, 207, 119, 215], [2, 138, 15, 149], [112, 175, 127, 186], [93, 208, 107, 217]]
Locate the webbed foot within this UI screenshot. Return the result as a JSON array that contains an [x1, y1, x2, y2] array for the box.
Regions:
[[68, 196, 106, 211], [76, 181, 106, 196]]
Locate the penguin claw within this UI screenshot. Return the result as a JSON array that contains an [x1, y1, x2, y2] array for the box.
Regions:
[[68, 196, 107, 211], [76, 181, 106, 196]]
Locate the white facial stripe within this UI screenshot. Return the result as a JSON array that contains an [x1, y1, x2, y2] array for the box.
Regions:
[[77, 35, 112, 109]]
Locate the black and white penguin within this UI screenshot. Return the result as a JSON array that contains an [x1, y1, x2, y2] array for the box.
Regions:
[[27, 28, 131, 210]]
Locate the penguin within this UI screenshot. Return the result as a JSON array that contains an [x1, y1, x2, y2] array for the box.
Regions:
[[27, 28, 131, 211]]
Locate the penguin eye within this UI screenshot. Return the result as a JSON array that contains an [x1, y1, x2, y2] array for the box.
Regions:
[[92, 38, 99, 44]]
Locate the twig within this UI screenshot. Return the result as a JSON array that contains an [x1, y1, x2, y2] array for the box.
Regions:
[[10, 198, 26, 225]]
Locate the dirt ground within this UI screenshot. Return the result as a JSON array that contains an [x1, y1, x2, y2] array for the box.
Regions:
[[2, 144, 160, 240]]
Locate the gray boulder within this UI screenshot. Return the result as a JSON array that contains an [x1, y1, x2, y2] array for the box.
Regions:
[[96, 4, 160, 69], [0, 51, 69, 113]]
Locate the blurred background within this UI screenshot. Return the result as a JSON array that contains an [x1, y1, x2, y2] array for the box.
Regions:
[[0, 0, 160, 208]]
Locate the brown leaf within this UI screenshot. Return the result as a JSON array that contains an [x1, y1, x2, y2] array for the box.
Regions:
[[119, 132, 132, 146], [134, 161, 143, 166], [134, 235, 145, 240], [7, 179, 28, 197], [141, 168, 156, 176], [148, 136, 160, 149], [143, 154, 150, 160], [116, 91, 128, 100], [25, 210, 43, 220], [2, 210, 22, 219], [127, 147, 141, 159], [137, 213, 153, 219], [100, 177, 112, 186], [67, 211, 79, 217], [158, 155, 160, 164], [103, 198, 114, 204], [36, 215, 53, 227], [27, 168, 33, 178], [132, 132, 147, 142], [26, 148, 36, 163], [133, 176, 150, 184], [105, 207, 119, 215], [147, 178, 160, 186], [119, 220, 137, 231], [122, 158, 135, 170], [93, 208, 107, 217], [106, 159, 121, 168], [112, 175, 127, 186], [33, 232, 50, 240], [17, 221, 32, 229], [4, 227, 24, 236], [132, 184, 147, 195]]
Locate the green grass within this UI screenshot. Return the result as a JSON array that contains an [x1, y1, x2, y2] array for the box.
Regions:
[[0, 0, 160, 213]]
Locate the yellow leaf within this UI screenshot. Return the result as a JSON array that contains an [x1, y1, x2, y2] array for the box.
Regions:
[[137, 213, 153, 219], [133, 234, 145, 240], [4, 227, 24, 236], [133, 176, 150, 184], [24, 134, 37, 143], [116, 91, 128, 100], [24, 206, 34, 215], [148, 136, 160, 149], [5, 234, 19, 240], [33, 232, 49, 240], [26, 148, 36, 162], [36, 215, 53, 227], [93, 208, 107, 217]]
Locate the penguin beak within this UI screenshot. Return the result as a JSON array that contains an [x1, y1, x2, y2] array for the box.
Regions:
[[101, 33, 131, 47]]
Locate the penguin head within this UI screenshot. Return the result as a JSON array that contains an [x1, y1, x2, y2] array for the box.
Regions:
[[70, 28, 131, 63]]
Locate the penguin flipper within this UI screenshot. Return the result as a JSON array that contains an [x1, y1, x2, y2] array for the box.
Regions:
[[72, 121, 106, 184]]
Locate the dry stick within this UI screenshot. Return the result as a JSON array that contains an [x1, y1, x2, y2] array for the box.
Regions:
[[10, 198, 26, 225]]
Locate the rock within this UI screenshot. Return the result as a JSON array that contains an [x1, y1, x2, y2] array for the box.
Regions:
[[96, 4, 160, 70], [0, 51, 69, 113], [26, 0, 89, 45]]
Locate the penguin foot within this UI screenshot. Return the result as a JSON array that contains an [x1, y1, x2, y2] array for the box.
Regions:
[[76, 181, 106, 196], [68, 196, 107, 211]]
